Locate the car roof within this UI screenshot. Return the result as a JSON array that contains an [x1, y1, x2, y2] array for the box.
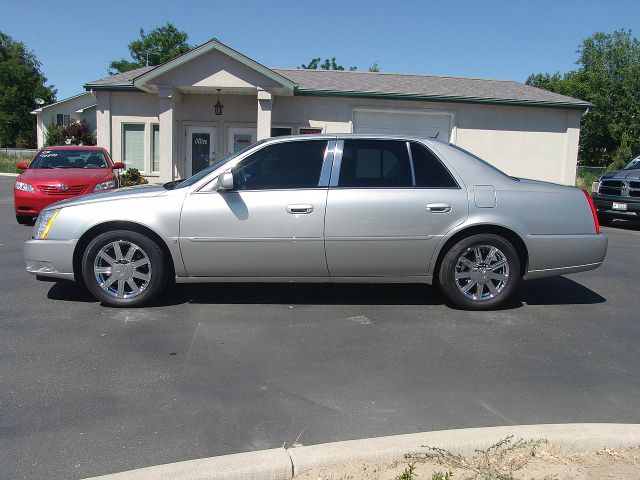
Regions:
[[268, 133, 446, 146], [41, 145, 105, 151]]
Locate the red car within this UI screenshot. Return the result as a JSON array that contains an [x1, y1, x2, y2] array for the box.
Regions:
[[14, 146, 124, 224]]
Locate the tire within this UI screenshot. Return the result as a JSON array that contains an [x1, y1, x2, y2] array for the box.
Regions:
[[438, 234, 521, 310], [597, 213, 612, 226], [16, 214, 34, 225], [81, 230, 169, 307]]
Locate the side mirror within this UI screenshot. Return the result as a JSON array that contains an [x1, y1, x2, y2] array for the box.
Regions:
[[113, 162, 125, 169], [17, 162, 29, 170], [217, 171, 234, 191]]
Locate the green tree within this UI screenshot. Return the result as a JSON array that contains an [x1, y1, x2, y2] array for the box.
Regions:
[[527, 30, 640, 167], [108, 22, 191, 74], [368, 62, 380, 72], [300, 57, 357, 71], [0, 32, 56, 147]]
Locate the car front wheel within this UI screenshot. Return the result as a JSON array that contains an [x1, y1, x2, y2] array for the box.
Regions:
[[82, 230, 168, 307], [438, 234, 520, 310]]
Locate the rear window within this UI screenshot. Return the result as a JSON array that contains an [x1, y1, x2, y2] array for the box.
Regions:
[[410, 142, 458, 188], [30, 150, 109, 169]]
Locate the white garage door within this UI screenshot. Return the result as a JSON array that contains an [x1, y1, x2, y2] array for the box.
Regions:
[[353, 110, 451, 142]]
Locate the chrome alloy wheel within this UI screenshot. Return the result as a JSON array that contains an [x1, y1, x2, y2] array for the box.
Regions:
[[93, 240, 152, 299], [454, 244, 510, 301]]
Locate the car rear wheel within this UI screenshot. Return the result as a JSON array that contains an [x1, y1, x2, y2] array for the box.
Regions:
[[438, 234, 520, 310], [81, 230, 169, 307]]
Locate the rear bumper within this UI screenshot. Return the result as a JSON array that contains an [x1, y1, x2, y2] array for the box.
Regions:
[[24, 238, 77, 281], [524, 233, 608, 280]]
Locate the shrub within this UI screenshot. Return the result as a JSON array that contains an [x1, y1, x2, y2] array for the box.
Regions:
[[44, 123, 65, 146], [64, 120, 96, 145], [119, 168, 148, 187]]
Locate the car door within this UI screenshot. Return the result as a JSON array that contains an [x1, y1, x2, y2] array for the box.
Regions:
[[325, 139, 468, 277], [179, 139, 334, 277]]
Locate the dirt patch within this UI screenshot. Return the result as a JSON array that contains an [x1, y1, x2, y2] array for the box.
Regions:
[[293, 444, 640, 480]]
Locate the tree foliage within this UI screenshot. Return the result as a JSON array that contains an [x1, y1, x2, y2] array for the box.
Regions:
[[108, 23, 191, 74], [527, 30, 640, 167], [0, 31, 56, 147], [301, 57, 357, 71]]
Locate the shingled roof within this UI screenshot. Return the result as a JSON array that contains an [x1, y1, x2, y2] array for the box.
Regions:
[[272, 68, 591, 109], [85, 63, 590, 109]]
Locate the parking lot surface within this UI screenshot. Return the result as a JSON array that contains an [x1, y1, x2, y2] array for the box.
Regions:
[[1, 175, 639, 479]]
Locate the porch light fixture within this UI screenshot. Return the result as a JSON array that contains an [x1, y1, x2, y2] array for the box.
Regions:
[[214, 89, 224, 116]]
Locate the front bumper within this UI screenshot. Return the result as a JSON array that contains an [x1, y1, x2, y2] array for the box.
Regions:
[[14, 189, 69, 217], [591, 194, 640, 217], [24, 238, 77, 281]]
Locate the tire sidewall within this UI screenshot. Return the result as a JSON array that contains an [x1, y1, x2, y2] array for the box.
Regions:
[[82, 230, 167, 307], [438, 234, 520, 310]]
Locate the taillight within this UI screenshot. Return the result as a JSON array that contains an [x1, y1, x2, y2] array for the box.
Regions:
[[581, 188, 600, 234]]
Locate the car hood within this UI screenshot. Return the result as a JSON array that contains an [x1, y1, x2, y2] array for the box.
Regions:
[[601, 169, 640, 180], [44, 184, 168, 209], [19, 168, 114, 185]]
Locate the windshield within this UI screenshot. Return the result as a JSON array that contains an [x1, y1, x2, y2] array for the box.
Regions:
[[30, 150, 109, 169], [170, 139, 269, 189], [623, 155, 640, 170]]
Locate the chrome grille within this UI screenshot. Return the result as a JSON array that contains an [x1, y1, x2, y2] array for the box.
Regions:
[[599, 180, 623, 196], [599, 179, 640, 198], [38, 184, 88, 195]]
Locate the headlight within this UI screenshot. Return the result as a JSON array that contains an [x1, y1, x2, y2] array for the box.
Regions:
[[15, 181, 35, 193], [33, 209, 60, 239], [592, 178, 601, 194], [93, 179, 117, 192]]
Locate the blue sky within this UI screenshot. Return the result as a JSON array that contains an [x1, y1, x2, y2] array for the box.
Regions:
[[2, 0, 639, 99]]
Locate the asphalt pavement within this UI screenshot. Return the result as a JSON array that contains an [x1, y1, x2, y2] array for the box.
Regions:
[[1, 175, 639, 479]]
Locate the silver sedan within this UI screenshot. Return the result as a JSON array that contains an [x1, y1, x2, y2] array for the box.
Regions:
[[23, 135, 607, 310]]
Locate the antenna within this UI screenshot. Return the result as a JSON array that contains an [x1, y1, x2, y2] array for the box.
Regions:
[[35, 98, 45, 105]]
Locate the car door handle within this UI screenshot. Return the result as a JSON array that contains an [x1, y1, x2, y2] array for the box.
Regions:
[[286, 204, 314, 214], [425, 203, 452, 213]]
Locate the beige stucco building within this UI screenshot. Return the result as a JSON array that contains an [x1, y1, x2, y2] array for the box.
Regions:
[[84, 39, 590, 185]]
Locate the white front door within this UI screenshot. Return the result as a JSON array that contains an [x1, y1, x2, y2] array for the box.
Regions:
[[227, 127, 256, 155], [185, 126, 217, 177]]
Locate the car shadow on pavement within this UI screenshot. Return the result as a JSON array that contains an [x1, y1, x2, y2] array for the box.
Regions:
[[159, 282, 445, 306], [517, 276, 605, 305], [46, 275, 604, 308], [603, 219, 640, 231]]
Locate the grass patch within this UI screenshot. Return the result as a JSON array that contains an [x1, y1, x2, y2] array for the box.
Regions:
[[0, 152, 31, 174], [576, 169, 602, 192]]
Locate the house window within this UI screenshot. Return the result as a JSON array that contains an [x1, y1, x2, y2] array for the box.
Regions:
[[299, 127, 323, 135], [56, 114, 71, 127], [271, 127, 292, 137], [151, 124, 160, 172], [122, 124, 145, 171]]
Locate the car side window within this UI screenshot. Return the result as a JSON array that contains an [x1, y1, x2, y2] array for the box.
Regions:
[[234, 140, 327, 190], [410, 142, 458, 188], [339, 140, 412, 188]]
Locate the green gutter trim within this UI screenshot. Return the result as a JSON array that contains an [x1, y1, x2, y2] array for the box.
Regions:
[[295, 89, 592, 110], [83, 84, 142, 92]]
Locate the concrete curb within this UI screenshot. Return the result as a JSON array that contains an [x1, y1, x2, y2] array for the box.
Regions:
[[83, 423, 640, 480], [0, 172, 19, 177]]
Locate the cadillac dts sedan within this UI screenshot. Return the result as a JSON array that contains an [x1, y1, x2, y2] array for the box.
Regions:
[[24, 135, 607, 310]]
